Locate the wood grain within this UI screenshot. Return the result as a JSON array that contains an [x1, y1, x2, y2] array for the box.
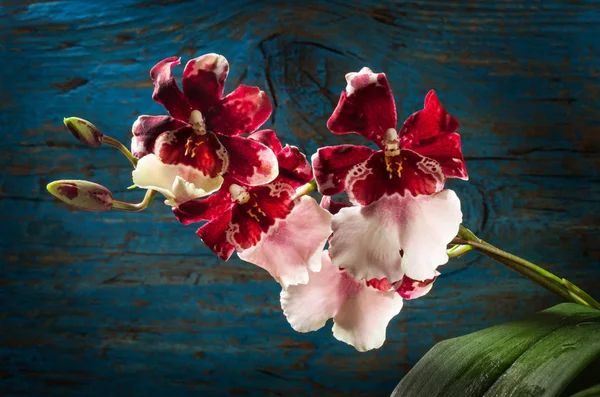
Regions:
[[1, 0, 599, 396]]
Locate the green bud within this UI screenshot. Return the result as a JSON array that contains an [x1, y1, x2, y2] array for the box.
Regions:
[[47, 180, 113, 211], [63, 117, 103, 147]]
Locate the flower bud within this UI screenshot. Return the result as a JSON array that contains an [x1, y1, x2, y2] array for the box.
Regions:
[[47, 180, 113, 211], [63, 117, 103, 147]]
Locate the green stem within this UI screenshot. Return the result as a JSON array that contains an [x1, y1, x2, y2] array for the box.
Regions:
[[447, 244, 473, 258], [102, 136, 138, 168], [453, 225, 600, 310], [112, 189, 157, 212], [295, 179, 317, 198]]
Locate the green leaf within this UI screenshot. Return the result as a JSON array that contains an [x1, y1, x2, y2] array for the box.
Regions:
[[392, 303, 600, 397], [570, 384, 600, 397]]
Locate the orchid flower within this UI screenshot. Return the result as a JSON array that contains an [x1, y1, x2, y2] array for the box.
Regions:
[[174, 130, 332, 289], [131, 54, 278, 206], [313, 68, 466, 283]]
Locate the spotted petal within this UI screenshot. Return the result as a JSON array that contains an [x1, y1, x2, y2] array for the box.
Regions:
[[327, 67, 397, 147], [131, 115, 187, 158], [281, 251, 403, 352], [312, 145, 376, 196], [399, 90, 467, 180], [329, 190, 462, 282], [132, 154, 223, 206], [346, 149, 445, 206], [206, 85, 272, 136], [218, 135, 278, 186], [154, 127, 228, 178], [182, 53, 229, 112], [238, 196, 332, 289], [149, 57, 192, 122]]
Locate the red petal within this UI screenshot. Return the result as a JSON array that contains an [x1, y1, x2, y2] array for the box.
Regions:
[[206, 85, 272, 136], [366, 278, 394, 292], [327, 68, 396, 147], [229, 184, 296, 249], [248, 129, 283, 154], [150, 57, 192, 122], [395, 274, 437, 300], [182, 54, 229, 113], [319, 196, 351, 215], [131, 115, 187, 158], [276, 145, 313, 188], [154, 126, 228, 178], [312, 145, 376, 196], [218, 135, 278, 186], [347, 150, 445, 205], [173, 179, 235, 225], [196, 212, 236, 261], [399, 90, 467, 180]]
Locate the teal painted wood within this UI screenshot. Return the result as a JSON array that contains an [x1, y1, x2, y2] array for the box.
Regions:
[[1, 0, 599, 396]]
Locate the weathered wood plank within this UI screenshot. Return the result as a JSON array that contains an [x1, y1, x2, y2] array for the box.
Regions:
[[1, 0, 599, 396]]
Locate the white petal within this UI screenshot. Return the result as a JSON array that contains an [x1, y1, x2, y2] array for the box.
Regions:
[[238, 196, 332, 289], [280, 251, 342, 333], [281, 251, 403, 352], [332, 281, 403, 352], [329, 190, 462, 282], [132, 154, 223, 206]]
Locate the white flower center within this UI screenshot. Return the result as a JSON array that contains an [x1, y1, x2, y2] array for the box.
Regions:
[[229, 183, 250, 204], [384, 128, 400, 157], [189, 110, 207, 136]]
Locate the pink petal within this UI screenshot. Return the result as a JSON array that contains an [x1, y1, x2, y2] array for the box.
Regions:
[[131, 115, 187, 158], [329, 190, 462, 282], [327, 67, 397, 147], [150, 57, 192, 122], [154, 126, 229, 178], [238, 196, 332, 289], [276, 145, 313, 188], [218, 135, 278, 186], [182, 53, 229, 113], [346, 149, 446, 206], [206, 85, 272, 136], [319, 196, 351, 215], [196, 211, 236, 261], [399, 90, 468, 180], [366, 278, 394, 292], [312, 145, 376, 196], [248, 129, 283, 154], [395, 273, 438, 300], [281, 251, 403, 352], [173, 179, 235, 225]]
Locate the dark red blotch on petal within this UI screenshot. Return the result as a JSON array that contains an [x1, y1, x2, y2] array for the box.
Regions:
[[319, 196, 351, 215], [196, 211, 236, 261], [248, 129, 283, 154], [150, 57, 192, 122], [395, 274, 437, 300], [131, 115, 187, 158], [173, 179, 235, 225]]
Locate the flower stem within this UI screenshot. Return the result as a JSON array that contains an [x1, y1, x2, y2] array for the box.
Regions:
[[112, 189, 157, 212], [453, 225, 600, 310], [102, 136, 138, 168], [294, 179, 317, 199]]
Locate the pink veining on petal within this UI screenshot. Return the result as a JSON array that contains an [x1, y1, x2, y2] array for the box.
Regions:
[[248, 129, 283, 154], [154, 126, 229, 178], [281, 251, 403, 352], [182, 53, 229, 112], [346, 149, 445, 206], [327, 68, 397, 146], [395, 273, 438, 300], [399, 90, 468, 180], [206, 85, 272, 136], [238, 196, 332, 289], [218, 135, 278, 186], [329, 190, 462, 282], [149, 57, 192, 121], [131, 115, 187, 158], [312, 145, 376, 196]]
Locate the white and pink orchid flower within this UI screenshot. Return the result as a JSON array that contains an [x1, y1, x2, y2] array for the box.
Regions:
[[174, 131, 332, 289], [131, 54, 278, 205], [312, 67, 467, 283]]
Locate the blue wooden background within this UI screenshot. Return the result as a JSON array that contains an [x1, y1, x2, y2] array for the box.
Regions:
[[1, 1, 599, 396]]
